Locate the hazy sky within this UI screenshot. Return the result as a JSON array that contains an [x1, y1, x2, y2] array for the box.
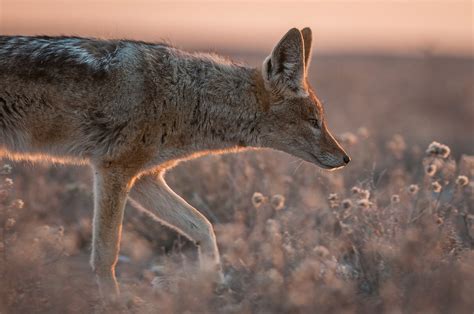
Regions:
[[1, 0, 472, 56]]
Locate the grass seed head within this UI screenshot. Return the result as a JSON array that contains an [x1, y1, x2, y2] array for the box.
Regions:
[[358, 189, 370, 200], [5, 217, 16, 229], [425, 164, 437, 177], [386, 134, 406, 159], [3, 178, 13, 188], [408, 184, 419, 195], [357, 198, 371, 209], [11, 199, 24, 209], [1, 164, 12, 174], [328, 193, 340, 208], [357, 127, 369, 139], [391, 194, 400, 204], [432, 181, 442, 193], [251, 192, 266, 208], [426, 141, 451, 158], [270, 194, 285, 211], [339, 132, 358, 146], [351, 186, 361, 195], [342, 199, 353, 210], [455, 175, 469, 187]]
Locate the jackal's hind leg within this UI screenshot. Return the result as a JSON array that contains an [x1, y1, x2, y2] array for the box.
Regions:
[[90, 164, 134, 299], [129, 172, 223, 283]]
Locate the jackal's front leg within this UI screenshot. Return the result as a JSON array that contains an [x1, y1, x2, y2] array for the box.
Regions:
[[90, 164, 135, 299], [129, 172, 223, 283]]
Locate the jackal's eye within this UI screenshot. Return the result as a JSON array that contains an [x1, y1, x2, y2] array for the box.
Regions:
[[308, 118, 320, 129]]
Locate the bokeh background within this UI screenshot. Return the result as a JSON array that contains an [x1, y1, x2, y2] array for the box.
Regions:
[[1, 1, 473, 313], [2, 0, 472, 56]]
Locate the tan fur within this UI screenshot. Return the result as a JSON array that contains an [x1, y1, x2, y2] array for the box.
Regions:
[[0, 28, 349, 298]]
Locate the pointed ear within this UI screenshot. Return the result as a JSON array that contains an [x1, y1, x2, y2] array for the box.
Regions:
[[301, 27, 313, 72], [262, 28, 306, 96]]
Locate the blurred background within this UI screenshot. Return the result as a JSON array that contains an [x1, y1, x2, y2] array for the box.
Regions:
[[1, 0, 472, 56]]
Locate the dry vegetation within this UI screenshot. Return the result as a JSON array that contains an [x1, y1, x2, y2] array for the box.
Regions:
[[0, 55, 473, 313]]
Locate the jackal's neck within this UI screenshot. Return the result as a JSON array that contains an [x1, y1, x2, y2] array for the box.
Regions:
[[195, 66, 269, 149], [161, 54, 270, 152]]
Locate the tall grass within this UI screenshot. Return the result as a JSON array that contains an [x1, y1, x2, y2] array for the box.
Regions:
[[0, 131, 472, 313]]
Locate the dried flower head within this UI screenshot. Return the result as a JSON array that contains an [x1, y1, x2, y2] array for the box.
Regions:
[[432, 181, 442, 193], [425, 164, 437, 177], [328, 193, 339, 209], [408, 184, 419, 195], [313, 245, 330, 258], [1, 164, 12, 174], [11, 199, 24, 209], [455, 175, 469, 187], [426, 141, 451, 158], [357, 127, 369, 139], [341, 199, 353, 210], [351, 186, 361, 195], [357, 198, 371, 210], [270, 194, 285, 211], [391, 194, 400, 204], [251, 192, 266, 208], [436, 216, 444, 225], [386, 134, 406, 159], [57, 226, 65, 237], [339, 132, 358, 146], [3, 177, 13, 188], [5, 218, 16, 229], [358, 189, 371, 200]]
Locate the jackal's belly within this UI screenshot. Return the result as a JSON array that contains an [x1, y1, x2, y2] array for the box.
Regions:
[[0, 127, 90, 165], [0, 103, 86, 164], [0, 81, 102, 164]]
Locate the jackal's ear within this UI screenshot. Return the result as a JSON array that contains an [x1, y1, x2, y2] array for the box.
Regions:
[[262, 28, 306, 96], [301, 27, 313, 72]]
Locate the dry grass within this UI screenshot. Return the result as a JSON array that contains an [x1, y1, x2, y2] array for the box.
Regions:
[[0, 54, 473, 313]]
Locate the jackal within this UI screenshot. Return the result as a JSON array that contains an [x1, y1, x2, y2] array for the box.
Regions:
[[0, 28, 349, 296]]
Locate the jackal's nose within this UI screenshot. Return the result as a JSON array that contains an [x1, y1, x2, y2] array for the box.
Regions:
[[343, 155, 351, 164]]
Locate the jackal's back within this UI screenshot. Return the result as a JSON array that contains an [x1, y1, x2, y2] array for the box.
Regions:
[[0, 35, 163, 163]]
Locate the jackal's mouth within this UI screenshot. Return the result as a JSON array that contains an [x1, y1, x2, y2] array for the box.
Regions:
[[309, 152, 345, 171]]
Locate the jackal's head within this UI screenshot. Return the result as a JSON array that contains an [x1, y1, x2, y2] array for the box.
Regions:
[[258, 27, 350, 170]]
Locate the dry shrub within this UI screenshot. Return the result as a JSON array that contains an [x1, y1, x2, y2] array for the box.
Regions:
[[1, 133, 473, 313]]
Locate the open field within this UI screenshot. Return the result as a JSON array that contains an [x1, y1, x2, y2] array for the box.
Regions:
[[0, 54, 473, 313]]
